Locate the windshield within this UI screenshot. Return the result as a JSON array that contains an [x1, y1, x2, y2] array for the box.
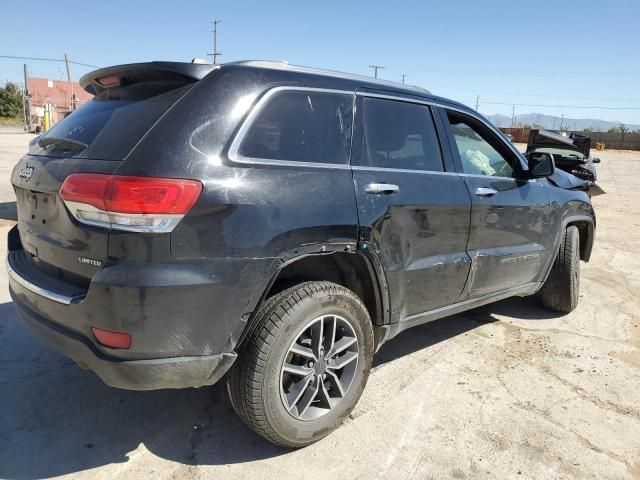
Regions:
[[534, 147, 585, 160], [30, 81, 194, 160]]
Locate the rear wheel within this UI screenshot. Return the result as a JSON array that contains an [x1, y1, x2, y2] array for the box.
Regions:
[[227, 281, 374, 448], [539, 225, 580, 313]]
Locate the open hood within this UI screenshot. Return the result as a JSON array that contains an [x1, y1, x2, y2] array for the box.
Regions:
[[526, 129, 591, 158]]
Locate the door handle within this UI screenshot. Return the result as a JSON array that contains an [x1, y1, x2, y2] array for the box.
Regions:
[[364, 183, 400, 195], [474, 187, 498, 197]]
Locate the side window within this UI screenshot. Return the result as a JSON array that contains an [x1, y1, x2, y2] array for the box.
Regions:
[[446, 111, 517, 178], [238, 90, 353, 164], [360, 97, 443, 172]]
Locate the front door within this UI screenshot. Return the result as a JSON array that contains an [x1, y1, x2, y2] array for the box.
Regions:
[[351, 94, 472, 320], [440, 108, 551, 298]]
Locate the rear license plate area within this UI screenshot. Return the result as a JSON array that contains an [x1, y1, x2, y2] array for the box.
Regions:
[[16, 189, 60, 257]]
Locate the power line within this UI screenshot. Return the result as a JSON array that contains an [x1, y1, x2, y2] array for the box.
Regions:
[[416, 67, 640, 77], [428, 83, 640, 103], [0, 55, 101, 69], [479, 100, 640, 110]]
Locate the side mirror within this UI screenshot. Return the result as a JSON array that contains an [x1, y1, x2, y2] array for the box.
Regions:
[[527, 152, 555, 178], [592, 157, 601, 164]]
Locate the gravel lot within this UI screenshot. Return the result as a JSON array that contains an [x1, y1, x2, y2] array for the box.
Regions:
[[0, 127, 638, 479]]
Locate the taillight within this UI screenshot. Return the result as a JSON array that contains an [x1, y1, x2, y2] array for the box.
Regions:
[[60, 174, 202, 233]]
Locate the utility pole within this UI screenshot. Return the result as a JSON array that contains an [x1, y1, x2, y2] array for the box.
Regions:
[[475, 95, 479, 111], [401, 74, 407, 84], [64, 53, 77, 110], [560, 113, 565, 130], [369, 65, 384, 79], [511, 105, 516, 128], [208, 20, 222, 64], [21, 82, 27, 130], [23, 64, 32, 132]]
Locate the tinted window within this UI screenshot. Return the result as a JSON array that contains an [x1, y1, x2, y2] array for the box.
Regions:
[[360, 97, 443, 171], [238, 90, 353, 164], [446, 111, 516, 178], [31, 81, 193, 160]]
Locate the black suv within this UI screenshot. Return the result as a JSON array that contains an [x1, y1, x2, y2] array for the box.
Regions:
[[7, 60, 595, 447]]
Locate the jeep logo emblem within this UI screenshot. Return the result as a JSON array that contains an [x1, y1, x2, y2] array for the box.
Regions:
[[19, 165, 35, 182]]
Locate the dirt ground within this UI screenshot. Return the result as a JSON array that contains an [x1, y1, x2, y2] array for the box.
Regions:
[[0, 128, 638, 479]]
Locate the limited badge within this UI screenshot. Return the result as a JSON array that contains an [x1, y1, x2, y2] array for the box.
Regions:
[[78, 256, 102, 267]]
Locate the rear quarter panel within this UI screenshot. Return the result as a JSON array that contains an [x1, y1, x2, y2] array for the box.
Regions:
[[114, 67, 360, 327]]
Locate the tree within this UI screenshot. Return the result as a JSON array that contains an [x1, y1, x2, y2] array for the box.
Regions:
[[583, 128, 594, 134], [608, 127, 621, 134], [0, 82, 23, 118]]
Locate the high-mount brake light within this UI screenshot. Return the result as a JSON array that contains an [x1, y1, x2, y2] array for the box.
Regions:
[[97, 75, 120, 87], [59, 174, 202, 233]]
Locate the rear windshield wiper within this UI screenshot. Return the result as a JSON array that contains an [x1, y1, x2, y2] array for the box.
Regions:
[[38, 137, 89, 150]]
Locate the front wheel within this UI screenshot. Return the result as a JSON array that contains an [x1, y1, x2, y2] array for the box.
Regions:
[[227, 281, 374, 448], [539, 225, 580, 313]]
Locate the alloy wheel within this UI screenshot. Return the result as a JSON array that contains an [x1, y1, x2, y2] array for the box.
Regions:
[[279, 314, 359, 421]]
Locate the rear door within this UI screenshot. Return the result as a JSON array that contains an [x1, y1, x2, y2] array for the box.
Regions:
[[439, 107, 551, 298], [351, 93, 472, 320]]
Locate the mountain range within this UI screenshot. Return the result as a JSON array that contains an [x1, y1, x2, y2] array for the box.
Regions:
[[486, 113, 640, 132]]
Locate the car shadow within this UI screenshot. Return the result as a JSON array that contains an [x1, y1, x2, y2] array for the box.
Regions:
[[0, 201, 17, 222], [373, 295, 562, 368], [373, 305, 497, 368], [0, 295, 564, 479]]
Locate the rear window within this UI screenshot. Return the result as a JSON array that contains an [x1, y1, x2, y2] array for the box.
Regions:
[[30, 81, 193, 160], [237, 90, 353, 165]]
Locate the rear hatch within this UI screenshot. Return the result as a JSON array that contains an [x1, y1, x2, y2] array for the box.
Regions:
[[10, 62, 214, 293]]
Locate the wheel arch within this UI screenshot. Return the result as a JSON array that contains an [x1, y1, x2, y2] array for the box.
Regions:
[[237, 248, 390, 350], [563, 215, 595, 262]]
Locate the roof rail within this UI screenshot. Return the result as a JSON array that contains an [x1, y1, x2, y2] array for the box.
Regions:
[[224, 60, 431, 94]]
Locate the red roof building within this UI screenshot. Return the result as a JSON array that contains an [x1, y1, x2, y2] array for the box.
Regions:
[[26, 77, 94, 128]]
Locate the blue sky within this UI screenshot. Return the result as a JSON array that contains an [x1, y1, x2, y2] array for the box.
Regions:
[[2, 0, 639, 123]]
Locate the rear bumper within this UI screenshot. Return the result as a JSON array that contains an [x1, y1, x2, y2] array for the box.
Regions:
[[11, 294, 237, 390], [6, 224, 275, 390]]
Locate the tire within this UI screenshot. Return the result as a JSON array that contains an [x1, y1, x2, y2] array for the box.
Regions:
[[539, 225, 580, 313], [227, 281, 374, 448]]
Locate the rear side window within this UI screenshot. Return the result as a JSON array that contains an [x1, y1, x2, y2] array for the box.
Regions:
[[238, 90, 353, 164], [31, 81, 193, 160], [359, 97, 443, 172]]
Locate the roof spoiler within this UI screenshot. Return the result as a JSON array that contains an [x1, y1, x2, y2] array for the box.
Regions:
[[79, 61, 218, 95]]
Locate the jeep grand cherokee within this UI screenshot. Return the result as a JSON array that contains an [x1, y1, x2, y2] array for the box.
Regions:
[[7, 60, 595, 447]]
